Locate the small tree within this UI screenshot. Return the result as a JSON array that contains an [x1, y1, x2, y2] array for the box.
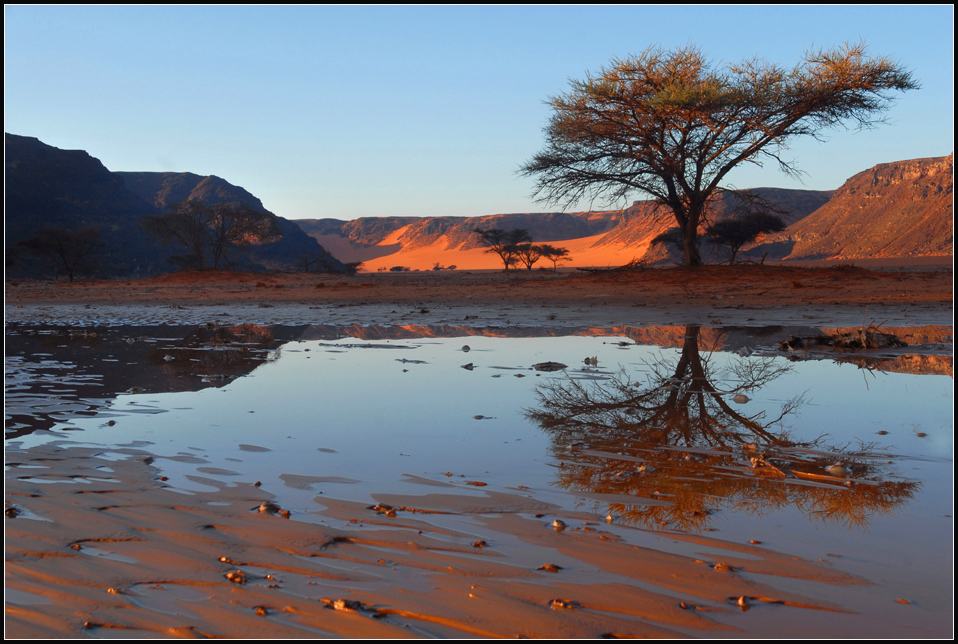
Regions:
[[474, 228, 532, 270], [18, 226, 103, 281], [537, 244, 572, 273], [650, 228, 685, 257], [514, 243, 543, 271], [143, 201, 279, 270], [706, 212, 786, 264], [521, 43, 918, 267]]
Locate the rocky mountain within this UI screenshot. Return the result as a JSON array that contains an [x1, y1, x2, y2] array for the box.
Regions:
[[297, 156, 951, 271], [296, 188, 834, 271], [5, 134, 344, 278], [761, 154, 954, 260], [117, 171, 343, 273]]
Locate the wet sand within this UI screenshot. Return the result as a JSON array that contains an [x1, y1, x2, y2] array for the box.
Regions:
[[4, 265, 954, 638]]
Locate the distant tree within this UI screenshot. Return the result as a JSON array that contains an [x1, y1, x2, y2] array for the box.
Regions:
[[521, 43, 918, 267], [514, 243, 543, 271], [18, 226, 103, 281], [142, 201, 280, 270], [474, 228, 532, 270], [537, 244, 572, 273], [297, 251, 346, 273], [706, 212, 787, 264], [650, 228, 685, 257], [343, 261, 364, 276]]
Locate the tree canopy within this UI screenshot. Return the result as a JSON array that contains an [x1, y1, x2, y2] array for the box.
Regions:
[[706, 211, 786, 264], [17, 226, 103, 281], [474, 228, 532, 270], [521, 43, 918, 266], [143, 201, 280, 270]]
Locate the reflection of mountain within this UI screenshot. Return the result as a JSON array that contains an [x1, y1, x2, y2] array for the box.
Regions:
[[295, 323, 952, 376], [526, 325, 919, 532], [4, 324, 305, 438], [834, 354, 953, 377]]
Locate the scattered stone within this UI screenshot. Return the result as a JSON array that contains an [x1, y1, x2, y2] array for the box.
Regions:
[[533, 361, 568, 372], [730, 596, 751, 610], [461, 363, 475, 371], [322, 597, 364, 612], [370, 503, 397, 517], [473, 540, 488, 548], [826, 463, 850, 477], [732, 394, 750, 404], [226, 570, 248, 584], [538, 563, 562, 573], [552, 519, 567, 531], [550, 598, 580, 610]]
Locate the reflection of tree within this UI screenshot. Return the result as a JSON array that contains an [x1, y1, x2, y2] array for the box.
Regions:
[[527, 325, 918, 532], [148, 323, 279, 384]]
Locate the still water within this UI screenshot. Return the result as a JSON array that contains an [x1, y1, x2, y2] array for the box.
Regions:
[[5, 322, 953, 634]]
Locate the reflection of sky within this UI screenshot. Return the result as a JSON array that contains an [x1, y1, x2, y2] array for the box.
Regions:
[[750, 356, 953, 457]]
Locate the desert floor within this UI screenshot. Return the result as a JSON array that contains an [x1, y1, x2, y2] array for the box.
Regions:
[[5, 263, 954, 638], [5, 262, 955, 328]]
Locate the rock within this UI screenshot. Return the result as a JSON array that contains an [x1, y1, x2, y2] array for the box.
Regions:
[[533, 361, 568, 372]]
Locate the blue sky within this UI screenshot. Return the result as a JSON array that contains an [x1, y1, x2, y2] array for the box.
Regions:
[[4, 5, 953, 221]]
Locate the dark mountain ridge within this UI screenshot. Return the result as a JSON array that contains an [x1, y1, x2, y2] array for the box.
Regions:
[[5, 134, 343, 278]]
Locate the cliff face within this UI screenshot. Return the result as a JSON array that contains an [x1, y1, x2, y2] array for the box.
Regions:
[[296, 187, 833, 270], [4, 134, 159, 241], [297, 155, 950, 271], [116, 172, 269, 212], [117, 171, 344, 272], [771, 154, 953, 260]]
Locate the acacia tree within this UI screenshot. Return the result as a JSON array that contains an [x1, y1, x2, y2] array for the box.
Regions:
[[537, 244, 572, 272], [521, 43, 918, 266], [707, 212, 786, 264], [143, 201, 279, 270], [513, 243, 543, 270], [18, 226, 103, 281], [474, 228, 532, 270]]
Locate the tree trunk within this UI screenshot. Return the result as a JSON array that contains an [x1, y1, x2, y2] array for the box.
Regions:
[[682, 233, 702, 267]]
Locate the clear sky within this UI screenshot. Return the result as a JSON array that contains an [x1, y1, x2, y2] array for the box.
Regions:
[[4, 5, 953, 221]]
